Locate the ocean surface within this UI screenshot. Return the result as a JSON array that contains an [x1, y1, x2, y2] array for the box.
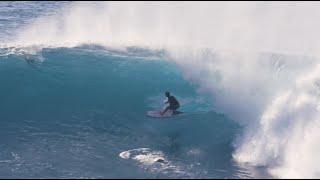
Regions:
[[1, 1, 320, 179]]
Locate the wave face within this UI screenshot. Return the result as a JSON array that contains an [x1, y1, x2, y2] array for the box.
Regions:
[[0, 47, 248, 178], [2, 1, 320, 178]]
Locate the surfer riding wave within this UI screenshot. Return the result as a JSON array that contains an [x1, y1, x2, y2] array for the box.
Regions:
[[160, 91, 180, 116]]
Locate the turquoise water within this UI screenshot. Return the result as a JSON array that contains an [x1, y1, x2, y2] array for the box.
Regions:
[[0, 2, 276, 178], [0, 47, 251, 178], [0, 45, 252, 178]]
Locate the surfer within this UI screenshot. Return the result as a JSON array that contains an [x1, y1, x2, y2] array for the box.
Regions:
[[160, 91, 180, 116]]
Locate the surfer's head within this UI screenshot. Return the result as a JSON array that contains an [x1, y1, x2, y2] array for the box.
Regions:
[[165, 91, 170, 97]]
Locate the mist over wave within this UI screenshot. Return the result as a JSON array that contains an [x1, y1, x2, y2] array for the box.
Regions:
[[4, 1, 320, 178]]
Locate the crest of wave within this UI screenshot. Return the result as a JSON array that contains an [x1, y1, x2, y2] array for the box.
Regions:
[[8, 1, 320, 55]]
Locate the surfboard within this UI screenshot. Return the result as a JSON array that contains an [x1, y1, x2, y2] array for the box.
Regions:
[[146, 110, 183, 118]]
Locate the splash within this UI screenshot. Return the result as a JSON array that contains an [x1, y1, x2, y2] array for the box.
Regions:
[[7, 1, 320, 56], [234, 64, 320, 178]]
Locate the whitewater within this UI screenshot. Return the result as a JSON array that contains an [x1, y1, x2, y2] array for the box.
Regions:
[[1, 1, 320, 178]]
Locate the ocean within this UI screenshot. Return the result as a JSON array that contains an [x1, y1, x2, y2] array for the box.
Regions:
[[1, 1, 320, 179]]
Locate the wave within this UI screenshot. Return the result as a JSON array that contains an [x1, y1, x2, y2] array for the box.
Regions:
[[4, 1, 320, 178], [0, 46, 240, 178], [234, 65, 320, 178]]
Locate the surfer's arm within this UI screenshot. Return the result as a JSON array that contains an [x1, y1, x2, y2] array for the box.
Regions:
[[161, 106, 170, 115]]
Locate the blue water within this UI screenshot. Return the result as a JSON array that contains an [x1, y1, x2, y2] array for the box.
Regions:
[[0, 2, 269, 179]]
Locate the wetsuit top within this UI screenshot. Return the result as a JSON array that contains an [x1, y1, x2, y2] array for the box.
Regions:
[[168, 95, 179, 107]]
